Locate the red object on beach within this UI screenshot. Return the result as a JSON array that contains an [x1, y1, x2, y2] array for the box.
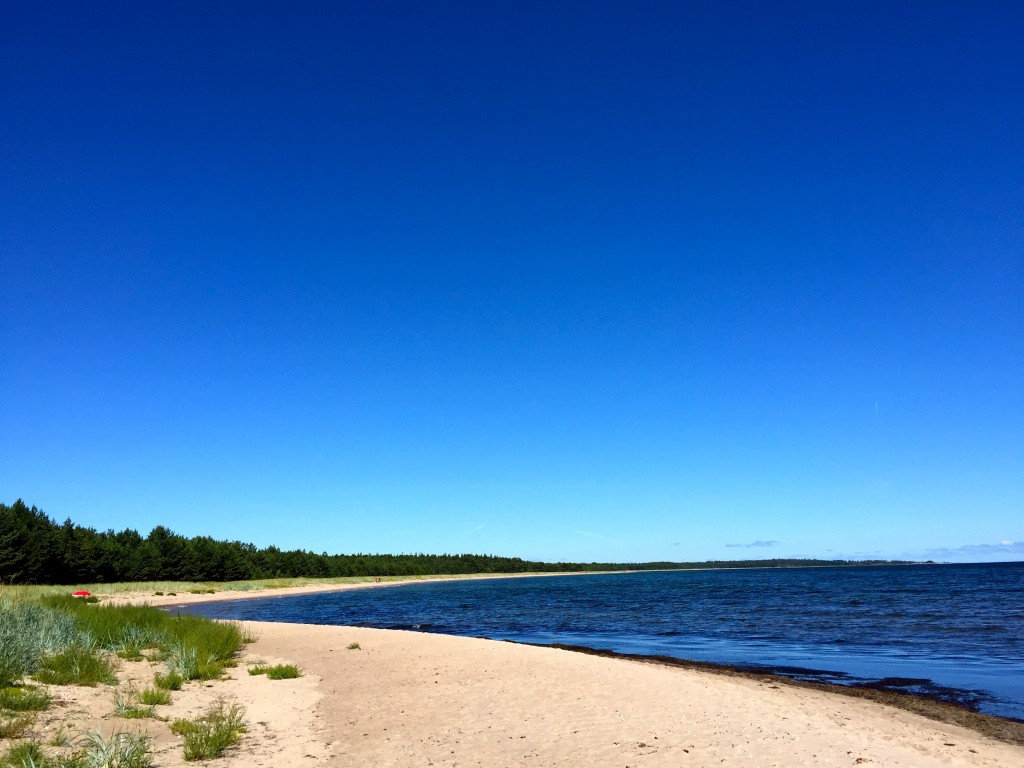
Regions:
[[71, 590, 91, 597]]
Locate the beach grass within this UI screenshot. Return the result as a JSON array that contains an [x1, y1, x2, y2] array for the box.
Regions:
[[111, 688, 156, 720], [0, 686, 51, 712], [0, 593, 249, 694], [33, 647, 117, 687], [1, 740, 45, 768], [0, 712, 34, 739], [171, 699, 247, 761], [0, 600, 81, 688], [152, 671, 183, 691], [138, 686, 171, 706], [248, 663, 302, 679], [73, 730, 150, 768]]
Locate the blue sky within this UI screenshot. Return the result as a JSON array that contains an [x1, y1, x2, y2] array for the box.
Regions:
[[2, 2, 1021, 563]]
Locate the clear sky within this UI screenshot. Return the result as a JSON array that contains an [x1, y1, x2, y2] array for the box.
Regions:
[[2, 2, 1021, 564]]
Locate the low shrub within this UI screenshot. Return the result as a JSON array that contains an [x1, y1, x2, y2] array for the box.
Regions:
[[347, 642, 361, 650], [171, 699, 246, 761]]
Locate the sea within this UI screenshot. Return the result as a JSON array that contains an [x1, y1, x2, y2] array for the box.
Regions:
[[180, 562, 1024, 721]]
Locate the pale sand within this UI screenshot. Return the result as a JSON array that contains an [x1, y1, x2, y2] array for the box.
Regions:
[[99, 572, 602, 609], [72, 582, 1024, 767]]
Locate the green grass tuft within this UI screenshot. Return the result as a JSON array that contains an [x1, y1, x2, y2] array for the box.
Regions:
[[34, 647, 117, 687], [1, 740, 46, 768], [74, 730, 149, 768], [0, 686, 51, 712], [152, 672, 182, 691], [265, 664, 301, 680], [171, 699, 246, 761], [0, 599, 82, 688], [48, 724, 72, 748], [111, 689, 155, 720], [138, 686, 170, 706], [247, 663, 301, 679], [346, 642, 361, 650], [0, 712, 34, 739]]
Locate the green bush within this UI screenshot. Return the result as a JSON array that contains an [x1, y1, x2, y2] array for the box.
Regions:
[[171, 699, 246, 761]]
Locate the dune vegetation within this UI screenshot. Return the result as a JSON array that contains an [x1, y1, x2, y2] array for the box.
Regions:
[[0, 593, 252, 766]]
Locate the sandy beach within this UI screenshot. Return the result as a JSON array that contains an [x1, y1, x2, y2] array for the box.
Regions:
[[39, 580, 1012, 767]]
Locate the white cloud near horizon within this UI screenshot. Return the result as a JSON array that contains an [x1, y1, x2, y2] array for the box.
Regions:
[[725, 540, 779, 549], [922, 540, 1024, 559]]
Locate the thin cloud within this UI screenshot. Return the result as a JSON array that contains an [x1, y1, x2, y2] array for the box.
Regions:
[[464, 523, 486, 534], [923, 541, 1024, 558], [725, 540, 779, 549]]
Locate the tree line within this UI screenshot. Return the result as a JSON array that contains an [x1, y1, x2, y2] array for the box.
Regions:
[[0, 500, 905, 585]]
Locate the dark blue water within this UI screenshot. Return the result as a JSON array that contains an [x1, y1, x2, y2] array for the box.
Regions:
[[182, 562, 1024, 720]]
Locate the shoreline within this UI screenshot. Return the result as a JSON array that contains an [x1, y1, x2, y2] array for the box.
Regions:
[[246, 619, 1024, 766], [77, 580, 1024, 765], [103, 573, 1024, 733], [525, 642, 1024, 746], [100, 570, 616, 609], [133, 573, 1024, 728], [99, 561, 949, 610]]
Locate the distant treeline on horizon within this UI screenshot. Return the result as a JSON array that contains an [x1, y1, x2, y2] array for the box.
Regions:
[[1, 500, 910, 585]]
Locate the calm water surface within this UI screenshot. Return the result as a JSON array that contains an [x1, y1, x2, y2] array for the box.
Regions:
[[182, 563, 1024, 720]]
